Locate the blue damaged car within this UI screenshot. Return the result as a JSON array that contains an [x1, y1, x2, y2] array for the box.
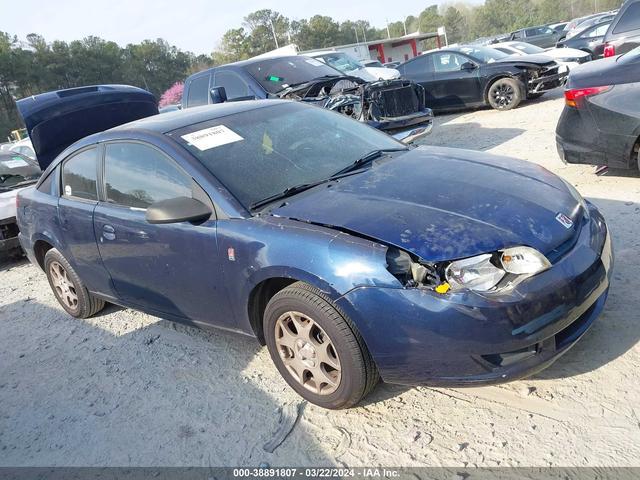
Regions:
[[16, 85, 613, 409]]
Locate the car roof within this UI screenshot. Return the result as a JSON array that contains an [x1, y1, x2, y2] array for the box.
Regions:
[[187, 56, 301, 78], [111, 99, 287, 134]]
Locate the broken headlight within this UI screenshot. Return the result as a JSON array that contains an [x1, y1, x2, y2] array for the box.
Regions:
[[386, 248, 437, 287], [445, 246, 551, 293]]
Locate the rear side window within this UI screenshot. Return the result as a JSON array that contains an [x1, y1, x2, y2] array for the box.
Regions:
[[213, 70, 249, 100], [585, 23, 610, 38], [37, 172, 54, 194], [401, 55, 433, 75], [61, 148, 98, 201], [186, 74, 210, 107], [613, 3, 640, 34], [104, 143, 192, 209]]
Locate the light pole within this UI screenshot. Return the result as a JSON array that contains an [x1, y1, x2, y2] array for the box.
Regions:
[[269, 18, 279, 49], [353, 26, 359, 44], [403, 17, 408, 36]]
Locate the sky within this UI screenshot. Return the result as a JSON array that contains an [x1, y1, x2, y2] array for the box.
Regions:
[[1, 0, 482, 55]]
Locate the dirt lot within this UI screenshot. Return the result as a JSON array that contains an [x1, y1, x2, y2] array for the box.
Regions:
[[1, 90, 640, 467]]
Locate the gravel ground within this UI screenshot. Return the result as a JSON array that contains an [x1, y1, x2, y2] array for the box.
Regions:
[[1, 90, 640, 467]]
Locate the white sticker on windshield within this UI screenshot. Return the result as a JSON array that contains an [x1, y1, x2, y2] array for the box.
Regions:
[[305, 58, 324, 67], [181, 125, 244, 151], [3, 159, 29, 168]]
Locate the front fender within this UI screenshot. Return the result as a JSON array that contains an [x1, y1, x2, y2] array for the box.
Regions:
[[217, 216, 400, 334]]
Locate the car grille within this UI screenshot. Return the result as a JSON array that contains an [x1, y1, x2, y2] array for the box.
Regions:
[[540, 64, 560, 77], [379, 85, 421, 117]]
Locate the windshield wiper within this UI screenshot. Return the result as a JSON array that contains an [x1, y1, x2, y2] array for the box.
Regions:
[[330, 148, 408, 177], [250, 180, 329, 211]]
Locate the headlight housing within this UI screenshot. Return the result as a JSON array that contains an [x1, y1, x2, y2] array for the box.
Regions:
[[445, 246, 551, 293]]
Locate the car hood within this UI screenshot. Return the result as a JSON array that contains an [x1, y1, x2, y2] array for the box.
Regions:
[[546, 47, 591, 60], [363, 66, 401, 80], [270, 147, 582, 262], [495, 53, 557, 66], [16, 84, 158, 170]]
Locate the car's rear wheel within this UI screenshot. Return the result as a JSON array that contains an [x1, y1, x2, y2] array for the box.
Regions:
[[264, 282, 378, 409], [487, 78, 522, 110], [44, 248, 105, 318]]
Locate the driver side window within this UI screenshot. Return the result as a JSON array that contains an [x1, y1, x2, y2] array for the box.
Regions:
[[432, 53, 466, 73], [104, 143, 192, 209]]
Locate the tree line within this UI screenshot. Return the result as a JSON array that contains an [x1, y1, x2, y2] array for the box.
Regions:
[[0, 0, 622, 140]]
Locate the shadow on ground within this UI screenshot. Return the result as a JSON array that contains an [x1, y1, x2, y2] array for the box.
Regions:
[[420, 120, 525, 151]]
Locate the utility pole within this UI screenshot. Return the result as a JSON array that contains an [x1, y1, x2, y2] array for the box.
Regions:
[[269, 18, 279, 49], [403, 17, 408, 36], [353, 26, 359, 44], [362, 26, 367, 42], [385, 19, 391, 39]]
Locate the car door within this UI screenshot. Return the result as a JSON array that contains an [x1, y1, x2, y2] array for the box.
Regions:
[[212, 70, 256, 101], [524, 27, 556, 48], [577, 23, 610, 56], [93, 141, 235, 327], [429, 52, 482, 108], [58, 146, 114, 296], [398, 54, 435, 105]]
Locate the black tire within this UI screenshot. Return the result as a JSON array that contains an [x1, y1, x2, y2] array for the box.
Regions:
[[44, 248, 105, 319], [487, 77, 523, 111], [264, 281, 378, 409]]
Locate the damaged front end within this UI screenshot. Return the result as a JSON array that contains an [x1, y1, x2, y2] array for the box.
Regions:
[[524, 62, 569, 94], [278, 76, 433, 143]]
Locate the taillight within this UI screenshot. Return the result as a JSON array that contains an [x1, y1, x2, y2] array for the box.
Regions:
[[603, 43, 616, 58], [564, 86, 611, 108]]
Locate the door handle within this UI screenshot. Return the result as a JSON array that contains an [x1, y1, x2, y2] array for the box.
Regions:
[[102, 224, 116, 241]]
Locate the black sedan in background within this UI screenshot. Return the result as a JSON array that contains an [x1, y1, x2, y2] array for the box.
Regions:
[[556, 47, 640, 170], [556, 20, 612, 58], [397, 45, 567, 111]]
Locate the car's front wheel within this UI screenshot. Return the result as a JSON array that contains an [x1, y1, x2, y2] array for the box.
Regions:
[[264, 282, 378, 409], [487, 78, 523, 110], [44, 248, 105, 318]]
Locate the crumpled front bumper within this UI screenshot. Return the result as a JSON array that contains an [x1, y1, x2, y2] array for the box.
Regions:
[[369, 108, 434, 144], [529, 67, 568, 93], [336, 203, 613, 386]]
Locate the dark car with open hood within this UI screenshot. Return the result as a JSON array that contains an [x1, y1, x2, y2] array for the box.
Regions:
[[182, 55, 433, 144], [397, 45, 568, 111], [16, 85, 612, 409]]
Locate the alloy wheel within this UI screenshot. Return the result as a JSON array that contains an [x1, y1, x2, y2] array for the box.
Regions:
[[492, 83, 515, 109], [274, 311, 342, 395], [49, 261, 78, 310]]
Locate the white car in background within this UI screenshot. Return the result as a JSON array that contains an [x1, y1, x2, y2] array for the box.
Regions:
[[491, 41, 591, 70], [304, 51, 401, 81], [9, 138, 36, 159], [0, 152, 41, 256]]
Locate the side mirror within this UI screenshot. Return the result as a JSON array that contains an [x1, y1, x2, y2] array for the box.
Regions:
[[146, 197, 212, 224], [461, 62, 478, 71], [209, 86, 227, 104]]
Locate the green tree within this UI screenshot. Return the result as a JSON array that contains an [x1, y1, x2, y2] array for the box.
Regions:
[[442, 7, 468, 43]]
